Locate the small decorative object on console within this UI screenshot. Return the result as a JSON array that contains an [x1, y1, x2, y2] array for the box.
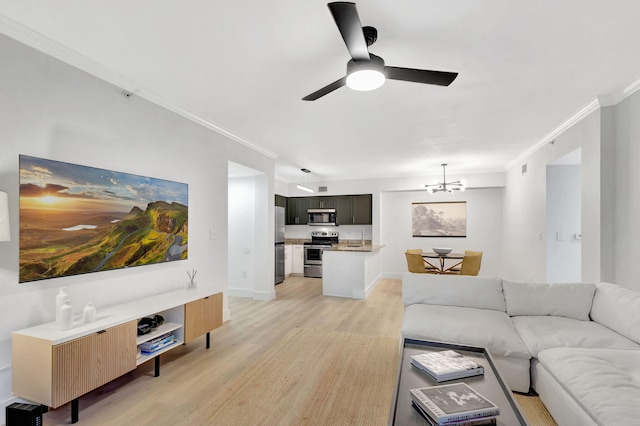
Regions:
[[137, 314, 165, 336], [411, 350, 484, 382], [58, 300, 73, 331], [82, 302, 97, 323], [55, 287, 69, 327], [410, 383, 499, 425], [186, 269, 197, 289]]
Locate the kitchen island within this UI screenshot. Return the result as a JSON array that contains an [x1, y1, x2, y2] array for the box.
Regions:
[[322, 243, 385, 299]]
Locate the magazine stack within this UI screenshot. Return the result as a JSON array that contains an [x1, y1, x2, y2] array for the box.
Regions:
[[411, 350, 484, 382], [410, 383, 499, 425], [139, 332, 175, 355]]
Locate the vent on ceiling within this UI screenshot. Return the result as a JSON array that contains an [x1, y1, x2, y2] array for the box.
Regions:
[[318, 186, 328, 193]]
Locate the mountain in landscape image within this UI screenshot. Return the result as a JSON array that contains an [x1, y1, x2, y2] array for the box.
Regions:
[[19, 201, 188, 283], [19, 155, 189, 283]]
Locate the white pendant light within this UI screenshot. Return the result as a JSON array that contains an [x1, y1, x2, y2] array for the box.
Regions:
[[297, 168, 314, 193]]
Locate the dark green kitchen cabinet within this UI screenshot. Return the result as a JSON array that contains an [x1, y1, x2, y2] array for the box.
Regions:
[[275, 194, 287, 208], [351, 194, 372, 224], [286, 197, 308, 224], [286, 194, 372, 225], [306, 197, 336, 209], [336, 194, 372, 225]]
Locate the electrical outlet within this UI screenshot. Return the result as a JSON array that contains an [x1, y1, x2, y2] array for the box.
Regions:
[[209, 229, 216, 240], [242, 270, 247, 278]]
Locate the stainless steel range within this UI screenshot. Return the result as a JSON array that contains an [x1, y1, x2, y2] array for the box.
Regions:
[[304, 231, 339, 278]]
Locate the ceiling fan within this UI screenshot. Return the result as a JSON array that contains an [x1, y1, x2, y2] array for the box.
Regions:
[[302, 2, 459, 101]]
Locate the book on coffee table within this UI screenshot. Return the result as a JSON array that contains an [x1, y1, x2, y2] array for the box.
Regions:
[[412, 402, 497, 425], [410, 383, 500, 425], [411, 350, 484, 382]]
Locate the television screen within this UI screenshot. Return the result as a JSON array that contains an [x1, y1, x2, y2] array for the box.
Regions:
[[19, 155, 188, 283]]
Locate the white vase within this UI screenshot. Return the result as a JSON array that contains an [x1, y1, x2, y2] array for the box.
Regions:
[[83, 302, 96, 323], [56, 287, 69, 326], [58, 301, 73, 331]]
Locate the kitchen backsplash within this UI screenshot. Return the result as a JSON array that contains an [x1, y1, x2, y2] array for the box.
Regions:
[[285, 224, 372, 241]]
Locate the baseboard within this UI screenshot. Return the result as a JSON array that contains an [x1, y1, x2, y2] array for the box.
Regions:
[[226, 287, 276, 301], [359, 272, 384, 299], [383, 272, 403, 280]]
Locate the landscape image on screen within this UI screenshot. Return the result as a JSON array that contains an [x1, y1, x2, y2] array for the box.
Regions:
[[19, 155, 188, 283]]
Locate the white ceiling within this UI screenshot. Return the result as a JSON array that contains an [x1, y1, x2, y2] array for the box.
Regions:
[[1, 1, 640, 183]]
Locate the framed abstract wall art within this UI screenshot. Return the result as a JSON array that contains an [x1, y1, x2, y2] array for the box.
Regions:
[[19, 155, 188, 283], [412, 201, 467, 237]]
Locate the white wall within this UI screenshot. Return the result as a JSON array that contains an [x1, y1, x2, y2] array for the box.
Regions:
[[546, 165, 581, 282], [612, 91, 640, 290], [381, 188, 504, 277], [502, 110, 600, 283], [228, 177, 257, 295], [0, 33, 275, 420]]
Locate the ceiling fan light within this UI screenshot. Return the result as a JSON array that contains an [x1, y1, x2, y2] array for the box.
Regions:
[[346, 69, 385, 91]]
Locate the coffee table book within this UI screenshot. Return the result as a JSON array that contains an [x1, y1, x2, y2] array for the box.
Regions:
[[411, 350, 484, 382], [412, 402, 497, 426], [410, 382, 500, 424]]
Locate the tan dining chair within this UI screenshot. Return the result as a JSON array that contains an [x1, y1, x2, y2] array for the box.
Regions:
[[405, 251, 437, 273], [448, 250, 483, 276]]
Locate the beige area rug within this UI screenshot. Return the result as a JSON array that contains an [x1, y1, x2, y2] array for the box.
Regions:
[[188, 327, 400, 426], [513, 393, 558, 426]]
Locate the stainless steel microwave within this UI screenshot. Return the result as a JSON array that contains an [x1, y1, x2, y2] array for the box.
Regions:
[[307, 208, 337, 226]]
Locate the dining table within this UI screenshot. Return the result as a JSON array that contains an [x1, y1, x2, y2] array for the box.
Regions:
[[421, 252, 465, 274]]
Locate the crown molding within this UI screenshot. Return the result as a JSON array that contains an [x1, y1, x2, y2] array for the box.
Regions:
[[0, 14, 278, 160], [506, 99, 600, 171], [598, 76, 640, 106], [507, 74, 640, 171]]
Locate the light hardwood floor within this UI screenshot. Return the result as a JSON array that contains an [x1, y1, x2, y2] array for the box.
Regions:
[[42, 276, 554, 425]]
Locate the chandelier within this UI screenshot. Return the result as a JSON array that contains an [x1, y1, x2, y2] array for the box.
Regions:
[[425, 164, 466, 193]]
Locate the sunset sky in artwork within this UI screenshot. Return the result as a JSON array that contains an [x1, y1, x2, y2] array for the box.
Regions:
[[19, 155, 188, 212]]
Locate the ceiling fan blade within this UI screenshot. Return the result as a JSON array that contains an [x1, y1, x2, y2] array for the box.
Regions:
[[302, 77, 347, 101], [328, 2, 370, 61], [385, 66, 458, 86]]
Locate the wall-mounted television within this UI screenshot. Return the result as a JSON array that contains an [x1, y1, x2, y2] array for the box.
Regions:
[[19, 155, 188, 283]]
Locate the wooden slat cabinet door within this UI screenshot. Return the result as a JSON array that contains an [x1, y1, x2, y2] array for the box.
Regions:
[[184, 293, 223, 343], [51, 321, 136, 407]]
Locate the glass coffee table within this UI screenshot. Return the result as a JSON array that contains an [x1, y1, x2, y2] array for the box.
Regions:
[[389, 339, 530, 425]]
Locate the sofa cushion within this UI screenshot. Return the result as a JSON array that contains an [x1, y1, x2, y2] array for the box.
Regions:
[[537, 348, 640, 425], [402, 273, 506, 312], [402, 304, 530, 359], [503, 280, 595, 320], [590, 282, 640, 344], [512, 316, 640, 357]]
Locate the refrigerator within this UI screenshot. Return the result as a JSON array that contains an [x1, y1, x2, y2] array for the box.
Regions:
[[275, 206, 285, 284]]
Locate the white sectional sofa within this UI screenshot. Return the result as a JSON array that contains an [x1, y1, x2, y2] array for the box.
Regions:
[[401, 273, 640, 426]]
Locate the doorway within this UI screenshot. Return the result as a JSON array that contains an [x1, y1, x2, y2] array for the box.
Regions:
[[227, 161, 272, 299], [546, 149, 581, 282]]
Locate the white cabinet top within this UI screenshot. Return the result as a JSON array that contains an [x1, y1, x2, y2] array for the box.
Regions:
[[13, 288, 218, 345]]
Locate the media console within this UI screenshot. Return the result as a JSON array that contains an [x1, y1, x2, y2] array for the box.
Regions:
[[12, 288, 223, 423]]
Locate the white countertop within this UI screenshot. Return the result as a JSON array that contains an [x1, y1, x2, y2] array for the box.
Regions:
[[13, 287, 217, 345]]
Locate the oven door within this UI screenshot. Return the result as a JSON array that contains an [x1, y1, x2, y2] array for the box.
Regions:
[[304, 246, 324, 265]]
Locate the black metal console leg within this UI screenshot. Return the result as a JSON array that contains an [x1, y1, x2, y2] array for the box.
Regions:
[[154, 355, 160, 377], [71, 398, 79, 423], [206, 331, 210, 349]]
